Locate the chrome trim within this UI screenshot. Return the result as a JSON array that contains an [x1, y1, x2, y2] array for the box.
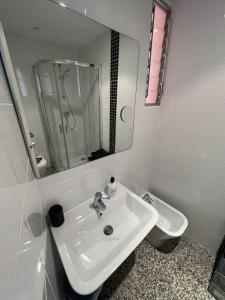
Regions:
[[33, 59, 99, 68]]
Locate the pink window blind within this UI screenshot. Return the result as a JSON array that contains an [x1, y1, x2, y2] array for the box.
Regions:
[[145, 1, 170, 105]]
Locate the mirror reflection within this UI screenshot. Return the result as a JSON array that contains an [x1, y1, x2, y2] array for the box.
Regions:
[[0, 0, 139, 177]]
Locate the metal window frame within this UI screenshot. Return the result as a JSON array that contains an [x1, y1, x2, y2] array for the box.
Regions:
[[145, 0, 171, 106]]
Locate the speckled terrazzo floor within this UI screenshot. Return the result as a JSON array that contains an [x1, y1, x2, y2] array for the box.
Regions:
[[99, 236, 216, 300]]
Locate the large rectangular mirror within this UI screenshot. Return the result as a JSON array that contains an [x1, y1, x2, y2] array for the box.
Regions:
[[0, 0, 139, 177]]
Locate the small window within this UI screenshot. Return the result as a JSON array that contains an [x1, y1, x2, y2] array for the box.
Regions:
[[145, 0, 171, 105]]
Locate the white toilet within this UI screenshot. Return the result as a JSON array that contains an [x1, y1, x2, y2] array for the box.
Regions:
[[142, 192, 188, 253]]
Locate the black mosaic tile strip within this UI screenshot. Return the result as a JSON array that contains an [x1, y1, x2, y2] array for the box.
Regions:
[[109, 30, 120, 154]]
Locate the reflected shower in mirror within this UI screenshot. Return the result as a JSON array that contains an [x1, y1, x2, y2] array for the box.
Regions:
[[0, 0, 139, 177], [33, 60, 101, 174]]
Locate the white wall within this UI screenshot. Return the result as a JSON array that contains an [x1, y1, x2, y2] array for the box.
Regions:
[[0, 58, 58, 299], [148, 0, 225, 252], [5, 32, 78, 165]]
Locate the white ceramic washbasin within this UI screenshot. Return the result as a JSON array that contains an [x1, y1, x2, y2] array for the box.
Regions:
[[51, 183, 159, 295]]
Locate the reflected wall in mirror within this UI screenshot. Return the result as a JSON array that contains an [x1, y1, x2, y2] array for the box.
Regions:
[[0, 0, 139, 177]]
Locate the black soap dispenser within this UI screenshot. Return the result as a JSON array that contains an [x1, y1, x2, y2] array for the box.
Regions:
[[48, 204, 64, 227]]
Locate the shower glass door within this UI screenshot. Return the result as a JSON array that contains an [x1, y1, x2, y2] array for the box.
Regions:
[[58, 63, 101, 168], [34, 62, 69, 171], [57, 63, 86, 168], [78, 65, 101, 158], [33, 60, 101, 171]]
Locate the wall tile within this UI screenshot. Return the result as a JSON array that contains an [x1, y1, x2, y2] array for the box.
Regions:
[[0, 105, 28, 188], [170, 0, 225, 70], [176, 67, 225, 102], [0, 61, 12, 104], [13, 159, 50, 300], [167, 102, 225, 134], [0, 184, 24, 300], [13, 248, 46, 300], [150, 0, 225, 252], [0, 58, 54, 299]]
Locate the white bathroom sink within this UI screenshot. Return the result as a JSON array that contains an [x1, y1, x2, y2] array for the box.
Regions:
[[51, 183, 158, 295]]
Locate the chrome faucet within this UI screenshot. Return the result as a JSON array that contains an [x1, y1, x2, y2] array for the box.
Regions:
[[92, 192, 110, 218]]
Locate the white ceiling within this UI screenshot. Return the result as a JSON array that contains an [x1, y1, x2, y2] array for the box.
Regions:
[[0, 0, 109, 50]]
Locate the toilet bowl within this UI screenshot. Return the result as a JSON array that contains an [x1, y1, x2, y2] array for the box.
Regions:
[[142, 192, 188, 253], [36, 155, 47, 177]]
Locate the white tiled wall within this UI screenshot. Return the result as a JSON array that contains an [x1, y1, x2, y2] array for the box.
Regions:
[[0, 59, 57, 299], [149, 0, 225, 252], [0, 62, 11, 103], [0, 58, 28, 299]]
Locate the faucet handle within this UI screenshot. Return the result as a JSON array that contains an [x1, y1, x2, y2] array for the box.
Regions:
[[92, 192, 110, 217], [101, 194, 110, 199], [93, 192, 102, 207], [94, 192, 110, 200], [95, 192, 102, 200]]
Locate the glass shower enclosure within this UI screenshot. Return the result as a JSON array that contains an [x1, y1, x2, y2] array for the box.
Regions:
[[33, 60, 101, 172]]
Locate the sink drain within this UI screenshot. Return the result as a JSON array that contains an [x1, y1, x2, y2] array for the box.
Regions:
[[104, 225, 113, 235]]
